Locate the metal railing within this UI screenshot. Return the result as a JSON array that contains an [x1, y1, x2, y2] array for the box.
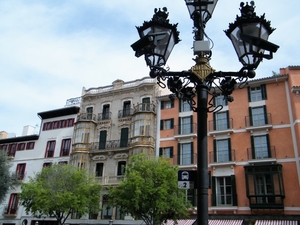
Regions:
[[209, 150, 236, 163], [90, 140, 130, 150], [133, 103, 156, 113], [245, 113, 272, 127], [174, 123, 197, 136], [208, 118, 233, 132], [98, 112, 112, 121], [118, 108, 134, 118], [247, 146, 276, 160]]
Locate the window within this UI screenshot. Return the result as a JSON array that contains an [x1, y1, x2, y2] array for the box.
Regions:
[[244, 164, 285, 209], [43, 162, 52, 168], [211, 176, 237, 206], [179, 116, 193, 134], [60, 139, 71, 156], [86, 107, 93, 120], [214, 94, 228, 107], [214, 139, 231, 162], [67, 118, 74, 127], [180, 99, 192, 112], [142, 97, 151, 111], [26, 142, 35, 150], [99, 130, 107, 150], [249, 106, 268, 126], [120, 128, 129, 148], [160, 118, 174, 130], [251, 135, 270, 159], [161, 99, 174, 109], [16, 163, 26, 180], [214, 111, 229, 130], [131, 114, 153, 137], [178, 142, 193, 165], [123, 101, 131, 117], [117, 161, 126, 175], [95, 163, 104, 177], [53, 121, 60, 129], [187, 189, 197, 207], [0, 144, 7, 150], [102, 104, 110, 120], [101, 195, 112, 219], [5, 193, 18, 214], [45, 140, 56, 158], [8, 144, 17, 157], [17, 143, 26, 151], [43, 122, 53, 130], [248, 84, 267, 102], [159, 147, 173, 158], [60, 120, 67, 128]]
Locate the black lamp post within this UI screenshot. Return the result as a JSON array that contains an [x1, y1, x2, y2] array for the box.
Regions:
[[131, 1, 279, 225]]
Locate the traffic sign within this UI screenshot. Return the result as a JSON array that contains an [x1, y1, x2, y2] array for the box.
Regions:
[[178, 170, 197, 189]]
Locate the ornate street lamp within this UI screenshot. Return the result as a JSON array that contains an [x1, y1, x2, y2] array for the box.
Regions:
[[131, 2, 278, 225]]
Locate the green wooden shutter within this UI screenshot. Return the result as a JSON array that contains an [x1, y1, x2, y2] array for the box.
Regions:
[[213, 112, 216, 130], [190, 115, 193, 133], [231, 175, 237, 206], [159, 148, 163, 156], [226, 111, 230, 129], [179, 99, 182, 112], [266, 134, 271, 157], [211, 176, 216, 206], [228, 138, 232, 161], [99, 130, 107, 150], [170, 147, 173, 158], [160, 120, 163, 130], [161, 101, 164, 109], [261, 84, 267, 100], [213, 139, 217, 163], [263, 105, 268, 124], [247, 86, 252, 102], [191, 142, 194, 164], [249, 107, 253, 126], [120, 128, 128, 147], [251, 136, 255, 159], [177, 143, 181, 165], [171, 98, 174, 108], [171, 118, 174, 129], [178, 117, 181, 135]]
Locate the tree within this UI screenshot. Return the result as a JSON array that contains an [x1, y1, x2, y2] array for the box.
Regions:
[[108, 154, 191, 225], [19, 164, 102, 225], [0, 150, 14, 204]]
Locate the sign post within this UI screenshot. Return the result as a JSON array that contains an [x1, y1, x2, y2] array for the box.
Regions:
[[178, 170, 197, 189]]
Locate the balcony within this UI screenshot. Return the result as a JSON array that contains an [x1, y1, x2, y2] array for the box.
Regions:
[[130, 136, 155, 148], [173, 154, 197, 167], [96, 175, 123, 186], [11, 172, 25, 184], [133, 103, 156, 114], [90, 140, 130, 151], [209, 150, 236, 166], [248, 195, 284, 209], [245, 113, 273, 131], [174, 123, 197, 139], [72, 143, 91, 151], [247, 146, 276, 163], [77, 113, 97, 122], [208, 118, 234, 135], [118, 108, 133, 118], [98, 112, 112, 121], [2, 206, 18, 217]]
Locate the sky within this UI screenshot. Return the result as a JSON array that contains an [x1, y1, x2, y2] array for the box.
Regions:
[[0, 0, 299, 136]]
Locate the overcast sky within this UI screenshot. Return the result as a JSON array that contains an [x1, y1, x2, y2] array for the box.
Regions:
[[1, 0, 299, 136]]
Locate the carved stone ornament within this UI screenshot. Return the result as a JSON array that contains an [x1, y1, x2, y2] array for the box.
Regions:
[[92, 155, 107, 161]]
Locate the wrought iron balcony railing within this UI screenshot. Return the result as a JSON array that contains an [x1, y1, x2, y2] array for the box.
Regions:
[[245, 113, 272, 128], [118, 108, 134, 118], [133, 103, 156, 114], [77, 113, 97, 122], [172, 153, 197, 166], [208, 118, 234, 132], [209, 150, 236, 164], [90, 140, 130, 150], [247, 146, 276, 160], [96, 175, 123, 185], [174, 123, 197, 136], [98, 112, 112, 121]]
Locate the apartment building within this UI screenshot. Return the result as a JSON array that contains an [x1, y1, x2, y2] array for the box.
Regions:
[[0, 106, 79, 225], [158, 66, 300, 223], [69, 77, 160, 221]]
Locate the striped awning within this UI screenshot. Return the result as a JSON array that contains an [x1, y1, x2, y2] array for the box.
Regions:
[[255, 220, 298, 225], [163, 219, 243, 225], [209, 220, 243, 225]]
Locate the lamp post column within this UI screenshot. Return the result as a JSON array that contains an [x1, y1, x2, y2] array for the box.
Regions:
[[196, 82, 209, 225]]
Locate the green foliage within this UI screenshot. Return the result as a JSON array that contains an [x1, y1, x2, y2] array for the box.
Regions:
[[19, 164, 102, 225], [0, 150, 14, 204], [108, 154, 190, 225]]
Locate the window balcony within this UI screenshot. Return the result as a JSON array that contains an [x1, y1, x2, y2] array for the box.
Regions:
[[118, 108, 134, 118], [209, 150, 236, 166], [174, 123, 197, 139], [133, 103, 156, 114], [90, 140, 130, 151], [72, 143, 91, 151], [96, 175, 123, 186], [245, 113, 273, 131], [173, 153, 197, 167], [77, 113, 97, 122], [2, 206, 18, 217], [247, 146, 276, 163], [98, 112, 112, 121], [208, 118, 234, 135], [11, 172, 26, 184]]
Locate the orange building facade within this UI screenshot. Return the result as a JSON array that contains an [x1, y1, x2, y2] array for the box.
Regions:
[[158, 66, 300, 221]]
